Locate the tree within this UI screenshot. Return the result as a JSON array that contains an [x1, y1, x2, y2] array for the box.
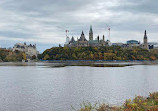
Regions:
[[22, 53, 27, 60], [43, 54, 50, 60], [38, 47, 158, 61], [32, 55, 36, 60], [150, 56, 156, 60]]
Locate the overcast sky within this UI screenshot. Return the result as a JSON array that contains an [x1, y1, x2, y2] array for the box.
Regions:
[[0, 0, 158, 52]]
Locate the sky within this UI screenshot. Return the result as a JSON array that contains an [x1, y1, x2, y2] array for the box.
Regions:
[[0, 0, 158, 52]]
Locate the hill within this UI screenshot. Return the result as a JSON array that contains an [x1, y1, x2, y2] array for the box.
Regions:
[[0, 49, 23, 62], [38, 46, 158, 61]]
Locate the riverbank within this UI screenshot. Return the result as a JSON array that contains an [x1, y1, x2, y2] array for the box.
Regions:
[[75, 92, 158, 111], [0, 61, 158, 67], [46, 60, 158, 67]]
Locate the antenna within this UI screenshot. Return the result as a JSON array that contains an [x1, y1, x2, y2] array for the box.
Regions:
[[106, 24, 111, 41]]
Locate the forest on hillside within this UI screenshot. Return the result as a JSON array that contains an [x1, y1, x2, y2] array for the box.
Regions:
[[38, 46, 158, 61], [0, 49, 23, 62]]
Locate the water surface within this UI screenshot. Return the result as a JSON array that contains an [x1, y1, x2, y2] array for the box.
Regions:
[[0, 64, 158, 111]]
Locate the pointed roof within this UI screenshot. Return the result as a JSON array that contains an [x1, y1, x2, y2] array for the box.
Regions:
[[103, 35, 105, 40], [89, 25, 93, 33], [82, 30, 84, 35], [144, 30, 147, 39], [97, 35, 99, 41], [79, 31, 87, 41], [70, 36, 75, 43]]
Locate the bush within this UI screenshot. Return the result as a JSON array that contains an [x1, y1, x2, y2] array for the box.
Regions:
[[75, 92, 158, 111]]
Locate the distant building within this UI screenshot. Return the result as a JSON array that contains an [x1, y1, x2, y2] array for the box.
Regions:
[[148, 42, 158, 49], [64, 26, 109, 47], [112, 43, 124, 46], [111, 30, 151, 49], [77, 31, 89, 47], [89, 25, 93, 41], [65, 36, 70, 45], [13, 42, 39, 59], [126, 40, 140, 47], [143, 30, 149, 50], [127, 40, 139, 45], [64, 26, 153, 50]]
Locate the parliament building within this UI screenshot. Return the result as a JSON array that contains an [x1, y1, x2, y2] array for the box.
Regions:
[[64, 26, 111, 47]]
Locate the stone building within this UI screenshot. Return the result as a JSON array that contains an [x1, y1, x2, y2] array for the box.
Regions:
[[89, 25, 93, 41], [143, 30, 149, 50], [77, 31, 89, 47], [65, 26, 109, 47], [114, 30, 150, 49], [13, 42, 39, 59], [127, 40, 140, 47]]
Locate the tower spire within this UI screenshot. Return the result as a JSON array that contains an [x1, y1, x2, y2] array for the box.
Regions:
[[144, 30, 147, 38], [82, 30, 84, 35], [89, 25, 93, 33], [89, 25, 93, 40], [143, 30, 148, 50]]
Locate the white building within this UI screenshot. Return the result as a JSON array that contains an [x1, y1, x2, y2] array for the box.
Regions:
[[13, 42, 39, 59], [65, 36, 70, 45]]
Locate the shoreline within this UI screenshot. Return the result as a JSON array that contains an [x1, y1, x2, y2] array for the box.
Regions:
[[0, 60, 158, 67]]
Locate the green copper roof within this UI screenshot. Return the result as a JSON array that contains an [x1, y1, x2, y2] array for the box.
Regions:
[[89, 25, 93, 33], [88, 40, 99, 43]]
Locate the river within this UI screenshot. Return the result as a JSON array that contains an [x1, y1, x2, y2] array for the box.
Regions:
[[0, 63, 158, 111]]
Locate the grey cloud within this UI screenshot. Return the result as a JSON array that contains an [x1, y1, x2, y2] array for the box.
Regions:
[[1, 0, 96, 15], [0, 30, 35, 39], [0, 0, 158, 51], [110, 0, 158, 14]]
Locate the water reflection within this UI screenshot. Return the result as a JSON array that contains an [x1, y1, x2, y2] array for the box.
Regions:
[[0, 64, 158, 111]]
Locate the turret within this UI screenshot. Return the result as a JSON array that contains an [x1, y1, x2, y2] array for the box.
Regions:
[[103, 35, 105, 41], [97, 35, 99, 42], [71, 36, 75, 43], [80, 31, 87, 41], [65, 30, 70, 45], [65, 36, 70, 44], [82, 30, 84, 35], [59, 44, 62, 47], [144, 30, 147, 39]]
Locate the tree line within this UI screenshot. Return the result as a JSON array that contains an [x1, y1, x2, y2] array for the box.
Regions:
[[38, 46, 158, 61], [0, 49, 23, 62]]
